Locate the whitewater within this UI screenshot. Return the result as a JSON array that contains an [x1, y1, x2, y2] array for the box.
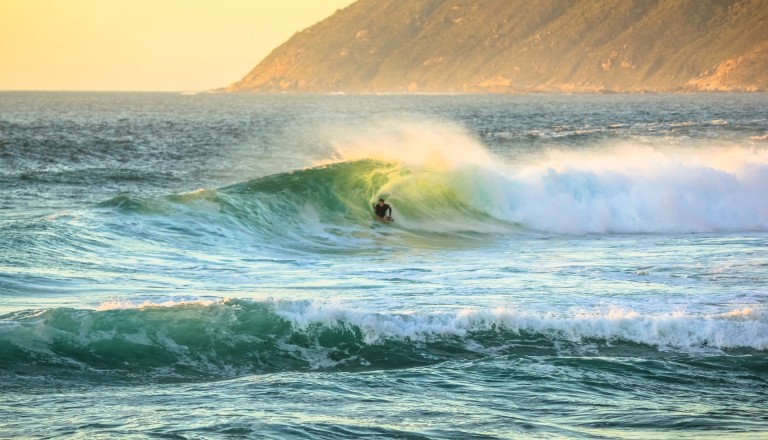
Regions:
[[1, 92, 767, 439]]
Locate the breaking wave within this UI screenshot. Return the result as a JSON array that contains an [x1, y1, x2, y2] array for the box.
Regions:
[[1, 299, 765, 383], [95, 119, 768, 246]]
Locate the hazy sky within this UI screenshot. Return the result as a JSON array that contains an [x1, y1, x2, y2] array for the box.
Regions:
[[0, 0, 356, 91]]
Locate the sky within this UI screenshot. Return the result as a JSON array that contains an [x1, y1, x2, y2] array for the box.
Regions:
[[0, 0, 356, 91]]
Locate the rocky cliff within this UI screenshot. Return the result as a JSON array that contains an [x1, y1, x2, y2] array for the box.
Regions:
[[226, 0, 768, 93]]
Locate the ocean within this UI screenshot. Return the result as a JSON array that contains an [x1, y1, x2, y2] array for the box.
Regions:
[[1, 92, 766, 439]]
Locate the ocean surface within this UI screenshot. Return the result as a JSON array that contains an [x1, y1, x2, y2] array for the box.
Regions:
[[1, 92, 767, 439]]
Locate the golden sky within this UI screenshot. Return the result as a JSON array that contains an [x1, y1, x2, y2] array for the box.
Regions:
[[0, 0, 356, 91]]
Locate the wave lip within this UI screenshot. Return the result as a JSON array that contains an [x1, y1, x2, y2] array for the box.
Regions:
[[1, 300, 765, 383]]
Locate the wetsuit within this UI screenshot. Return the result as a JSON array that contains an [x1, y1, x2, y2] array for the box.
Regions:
[[374, 203, 392, 219]]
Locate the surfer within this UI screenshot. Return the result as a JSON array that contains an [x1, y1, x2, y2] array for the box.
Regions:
[[373, 198, 393, 222]]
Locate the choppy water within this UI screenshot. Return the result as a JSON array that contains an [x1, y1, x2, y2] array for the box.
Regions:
[[1, 92, 767, 439]]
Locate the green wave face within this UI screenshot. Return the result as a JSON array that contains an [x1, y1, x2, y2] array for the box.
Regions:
[[219, 160, 402, 225], [94, 160, 516, 255]]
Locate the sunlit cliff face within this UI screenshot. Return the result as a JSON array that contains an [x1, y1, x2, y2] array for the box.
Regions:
[[228, 0, 768, 93]]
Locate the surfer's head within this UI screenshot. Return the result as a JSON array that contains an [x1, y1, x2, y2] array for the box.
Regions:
[[377, 198, 385, 205]]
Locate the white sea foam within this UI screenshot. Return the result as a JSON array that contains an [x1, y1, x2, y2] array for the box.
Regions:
[[272, 300, 768, 351], [490, 144, 768, 233]]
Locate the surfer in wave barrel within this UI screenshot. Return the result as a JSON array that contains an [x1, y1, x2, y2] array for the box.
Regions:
[[373, 198, 394, 222]]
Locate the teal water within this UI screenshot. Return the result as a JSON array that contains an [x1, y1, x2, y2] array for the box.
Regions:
[[1, 92, 767, 438]]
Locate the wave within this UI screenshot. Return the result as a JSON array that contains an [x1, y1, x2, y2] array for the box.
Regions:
[[0, 299, 765, 383], [88, 119, 768, 252]]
